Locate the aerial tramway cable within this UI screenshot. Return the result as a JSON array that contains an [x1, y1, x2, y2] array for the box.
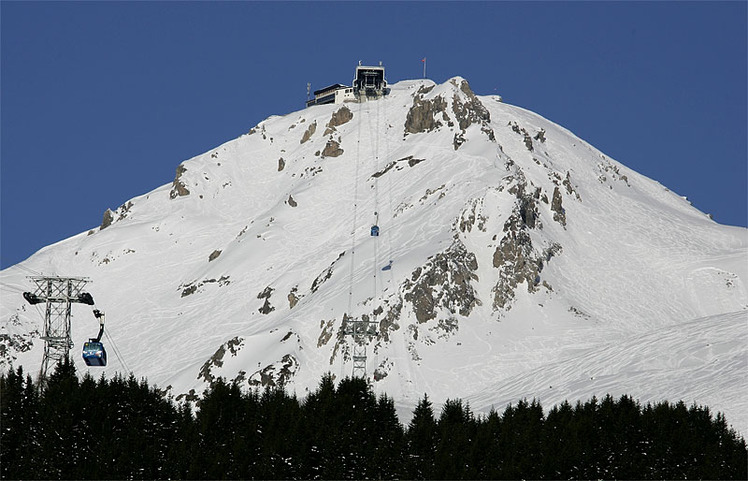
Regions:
[[103, 329, 131, 374]]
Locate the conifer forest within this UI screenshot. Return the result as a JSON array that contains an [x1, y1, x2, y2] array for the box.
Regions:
[[1, 359, 746, 480]]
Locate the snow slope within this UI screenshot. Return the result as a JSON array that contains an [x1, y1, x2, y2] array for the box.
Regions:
[[2, 77, 746, 434]]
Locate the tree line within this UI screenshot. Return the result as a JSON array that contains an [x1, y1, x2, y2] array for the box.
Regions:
[[1, 358, 746, 479]]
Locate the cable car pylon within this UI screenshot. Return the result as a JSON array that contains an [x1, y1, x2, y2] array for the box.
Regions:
[[23, 276, 108, 379]]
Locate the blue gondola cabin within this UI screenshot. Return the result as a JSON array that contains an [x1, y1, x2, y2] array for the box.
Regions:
[[371, 225, 380, 236], [82, 341, 107, 367]]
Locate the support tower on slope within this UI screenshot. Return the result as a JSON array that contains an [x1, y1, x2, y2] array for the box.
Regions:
[[23, 276, 95, 379], [344, 314, 378, 378]]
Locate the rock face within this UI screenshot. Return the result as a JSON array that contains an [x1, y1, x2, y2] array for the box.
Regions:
[[249, 354, 299, 388], [451, 78, 491, 131], [257, 286, 275, 314], [324, 105, 353, 135], [101, 209, 115, 230], [404, 79, 494, 147], [404, 86, 449, 134], [169, 164, 191, 199], [300, 121, 316, 144], [322, 139, 344, 157], [403, 240, 480, 324], [551, 186, 566, 227]]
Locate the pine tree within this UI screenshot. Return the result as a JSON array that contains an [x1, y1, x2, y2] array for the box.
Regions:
[[433, 398, 476, 479], [405, 393, 437, 479], [0, 367, 40, 479], [370, 393, 405, 479]]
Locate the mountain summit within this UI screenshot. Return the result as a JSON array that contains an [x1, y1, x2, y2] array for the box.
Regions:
[[2, 77, 746, 432]]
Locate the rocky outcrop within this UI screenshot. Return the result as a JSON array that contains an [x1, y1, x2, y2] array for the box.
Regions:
[[101, 209, 115, 230], [451, 79, 491, 131], [492, 171, 563, 310], [317, 319, 335, 347], [403, 240, 480, 324], [321, 139, 343, 157], [404, 91, 449, 135], [300, 121, 316, 144], [288, 286, 300, 309], [0, 315, 37, 367], [551, 186, 566, 227], [508, 121, 536, 152], [169, 164, 190, 199], [323, 105, 353, 135], [597, 156, 630, 186], [198, 336, 244, 384], [180, 276, 231, 297], [257, 286, 275, 314], [248, 354, 299, 388], [100, 201, 135, 230]]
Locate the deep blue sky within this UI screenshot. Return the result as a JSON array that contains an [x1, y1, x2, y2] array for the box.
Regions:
[[2, 1, 746, 269]]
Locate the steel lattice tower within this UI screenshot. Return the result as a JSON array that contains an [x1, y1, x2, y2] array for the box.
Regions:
[[345, 314, 378, 378], [25, 276, 92, 379]]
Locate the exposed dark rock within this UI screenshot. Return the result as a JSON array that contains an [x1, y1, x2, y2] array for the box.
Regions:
[[453, 132, 466, 150], [372, 161, 397, 178], [418, 84, 435, 95], [598, 160, 630, 186], [322, 139, 343, 157], [408, 156, 426, 167], [434, 317, 459, 339], [278, 157, 285, 171], [208, 250, 222, 262], [507, 121, 536, 152], [257, 286, 275, 314], [287, 195, 297, 207], [300, 121, 316, 144], [198, 336, 244, 383], [451, 79, 491, 131], [0, 316, 37, 367], [403, 240, 480, 324], [551, 186, 566, 227], [491, 179, 563, 310], [169, 164, 191, 199], [324, 105, 353, 136], [181, 284, 197, 297], [318, 319, 335, 347], [248, 354, 299, 388], [371, 155, 426, 179], [404, 94, 448, 134], [376, 297, 403, 343], [523, 132, 534, 151], [458, 198, 488, 233], [563, 171, 582, 200], [311, 252, 345, 294], [288, 286, 300, 309], [101, 209, 115, 230], [181, 276, 231, 297], [534, 128, 546, 143]]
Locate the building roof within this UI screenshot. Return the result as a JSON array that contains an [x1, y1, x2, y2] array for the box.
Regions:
[[313, 83, 349, 97]]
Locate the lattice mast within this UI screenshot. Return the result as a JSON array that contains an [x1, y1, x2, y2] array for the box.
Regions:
[[24, 276, 94, 379], [347, 314, 378, 378]]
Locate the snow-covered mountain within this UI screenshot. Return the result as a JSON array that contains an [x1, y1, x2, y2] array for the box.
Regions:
[[2, 77, 746, 434]]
